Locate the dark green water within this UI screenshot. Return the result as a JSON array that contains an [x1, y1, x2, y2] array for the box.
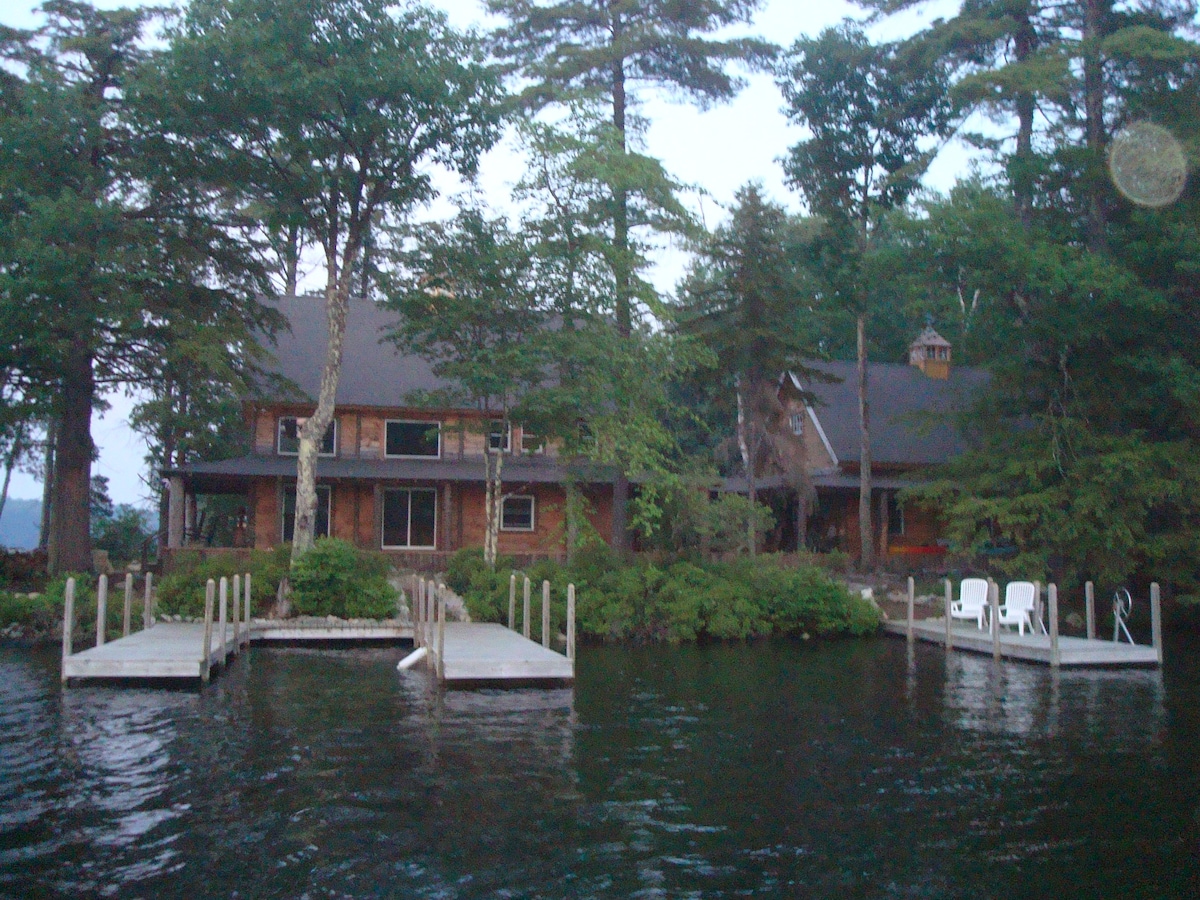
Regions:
[[1, 636, 1198, 899]]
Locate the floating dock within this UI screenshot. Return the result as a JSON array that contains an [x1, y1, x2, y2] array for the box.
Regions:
[[884, 577, 1164, 668], [882, 619, 1160, 667], [61, 622, 243, 680], [430, 623, 574, 683]]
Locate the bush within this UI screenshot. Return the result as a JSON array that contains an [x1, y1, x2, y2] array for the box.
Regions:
[[1, 573, 128, 643], [289, 538, 398, 619], [456, 552, 880, 644], [0, 549, 49, 593], [157, 546, 291, 618]]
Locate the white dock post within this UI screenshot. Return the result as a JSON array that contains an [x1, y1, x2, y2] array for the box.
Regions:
[[218, 577, 229, 667], [1034, 581, 1042, 633], [123, 574, 133, 637], [243, 573, 252, 644], [944, 579, 952, 650], [1085, 581, 1096, 640], [425, 580, 434, 649], [1048, 583, 1061, 668], [508, 573, 516, 631], [1151, 582, 1163, 665], [412, 578, 421, 648], [436, 587, 446, 681], [232, 575, 241, 650], [905, 576, 915, 643], [143, 572, 153, 630], [989, 579, 1001, 661], [523, 576, 531, 640], [202, 579, 215, 683], [61, 577, 76, 683], [96, 574, 108, 647], [542, 580, 551, 649], [567, 583, 576, 662]]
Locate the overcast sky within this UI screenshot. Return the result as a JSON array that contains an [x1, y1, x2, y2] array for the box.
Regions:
[[3, 0, 973, 505]]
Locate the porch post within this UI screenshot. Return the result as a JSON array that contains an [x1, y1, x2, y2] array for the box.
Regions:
[[167, 476, 184, 549]]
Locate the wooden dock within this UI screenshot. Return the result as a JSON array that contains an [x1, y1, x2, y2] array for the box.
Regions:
[[404, 575, 576, 685], [61, 622, 244, 680], [882, 619, 1161, 666], [885, 577, 1164, 668]]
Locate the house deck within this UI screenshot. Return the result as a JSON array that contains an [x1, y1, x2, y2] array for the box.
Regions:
[[883, 618, 1161, 667]]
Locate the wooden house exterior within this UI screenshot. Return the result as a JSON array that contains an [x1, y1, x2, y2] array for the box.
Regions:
[[163, 296, 614, 568]]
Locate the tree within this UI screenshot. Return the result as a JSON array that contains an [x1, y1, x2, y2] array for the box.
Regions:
[[150, 0, 503, 563], [487, 0, 774, 553], [385, 207, 548, 567], [0, 1, 271, 574], [778, 24, 951, 567], [677, 184, 818, 553]]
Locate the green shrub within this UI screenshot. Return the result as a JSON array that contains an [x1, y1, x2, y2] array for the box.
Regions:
[[157, 546, 290, 618], [455, 552, 880, 644], [445, 546, 515, 595], [1, 574, 121, 643], [289, 538, 398, 619]]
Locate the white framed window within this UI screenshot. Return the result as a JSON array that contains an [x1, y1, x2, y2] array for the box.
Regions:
[[382, 487, 438, 549], [384, 420, 441, 458], [521, 428, 544, 455], [488, 419, 511, 452], [789, 412, 805, 437], [278, 416, 337, 456], [501, 495, 535, 532], [281, 485, 331, 542]]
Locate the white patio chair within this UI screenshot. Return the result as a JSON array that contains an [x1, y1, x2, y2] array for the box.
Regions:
[[996, 581, 1037, 635], [950, 578, 990, 629]]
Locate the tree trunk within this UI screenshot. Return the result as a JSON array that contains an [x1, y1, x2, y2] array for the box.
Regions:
[[484, 445, 504, 567], [1082, 0, 1108, 252], [734, 377, 757, 556], [291, 273, 351, 562], [565, 479, 581, 564], [38, 418, 55, 551], [49, 343, 95, 574], [0, 426, 24, 524], [1012, 5, 1038, 229], [856, 314, 874, 570]]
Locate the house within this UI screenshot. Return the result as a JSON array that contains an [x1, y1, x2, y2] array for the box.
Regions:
[[163, 296, 615, 568], [728, 327, 988, 560]]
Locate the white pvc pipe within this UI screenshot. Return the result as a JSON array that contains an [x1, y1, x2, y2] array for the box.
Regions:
[[396, 646, 428, 671]]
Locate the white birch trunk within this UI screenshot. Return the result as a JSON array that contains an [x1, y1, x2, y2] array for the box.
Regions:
[[857, 314, 874, 569]]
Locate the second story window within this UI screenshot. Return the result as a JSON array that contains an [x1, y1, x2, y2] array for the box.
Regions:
[[789, 412, 805, 437], [385, 420, 441, 458], [278, 416, 337, 456], [488, 420, 511, 452], [521, 428, 544, 455]]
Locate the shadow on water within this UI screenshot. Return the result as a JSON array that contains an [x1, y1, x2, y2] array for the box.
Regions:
[[1, 635, 1198, 899]]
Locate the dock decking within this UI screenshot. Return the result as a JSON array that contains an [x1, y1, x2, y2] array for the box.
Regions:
[[883, 618, 1161, 667], [61, 622, 244, 680], [430, 623, 575, 683]]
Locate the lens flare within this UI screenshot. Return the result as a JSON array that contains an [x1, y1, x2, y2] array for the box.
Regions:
[[1108, 121, 1187, 208]]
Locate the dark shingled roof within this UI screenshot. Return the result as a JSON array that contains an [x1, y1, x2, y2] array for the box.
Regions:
[[259, 295, 455, 406], [793, 360, 989, 467]]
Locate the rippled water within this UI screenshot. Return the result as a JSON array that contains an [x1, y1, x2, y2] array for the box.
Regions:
[[2, 636, 1198, 899]]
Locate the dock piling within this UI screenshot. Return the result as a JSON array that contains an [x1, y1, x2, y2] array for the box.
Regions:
[[202, 579, 215, 682], [143, 573, 153, 630], [1151, 582, 1163, 665], [123, 574, 133, 637], [1048, 583, 1061, 668], [243, 573, 252, 644], [542, 580, 551, 649], [1034, 581, 1043, 633], [905, 577, 915, 643], [1085, 581, 1096, 640], [232, 575, 241, 649], [944, 579, 952, 650], [523, 577, 531, 640], [218, 577, 229, 667], [436, 587, 446, 681], [61, 577, 75, 682], [508, 573, 516, 631], [96, 574, 108, 647], [567, 583, 576, 662], [989, 579, 1001, 660]]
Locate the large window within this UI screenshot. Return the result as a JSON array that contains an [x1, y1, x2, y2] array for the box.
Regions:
[[282, 485, 331, 542], [887, 495, 905, 537], [382, 488, 438, 549], [278, 416, 337, 456], [385, 420, 441, 458], [501, 495, 535, 532]]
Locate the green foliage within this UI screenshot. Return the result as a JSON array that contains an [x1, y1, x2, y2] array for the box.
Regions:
[[289, 539, 398, 619], [0, 549, 48, 592], [457, 549, 878, 644], [156, 546, 291, 618], [445, 546, 516, 595], [92, 505, 153, 566]]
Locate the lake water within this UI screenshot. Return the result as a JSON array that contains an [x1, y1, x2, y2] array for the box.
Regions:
[[1, 636, 1198, 898]]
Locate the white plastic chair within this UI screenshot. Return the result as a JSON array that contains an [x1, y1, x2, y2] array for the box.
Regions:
[[950, 578, 990, 629], [997, 581, 1037, 635]]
